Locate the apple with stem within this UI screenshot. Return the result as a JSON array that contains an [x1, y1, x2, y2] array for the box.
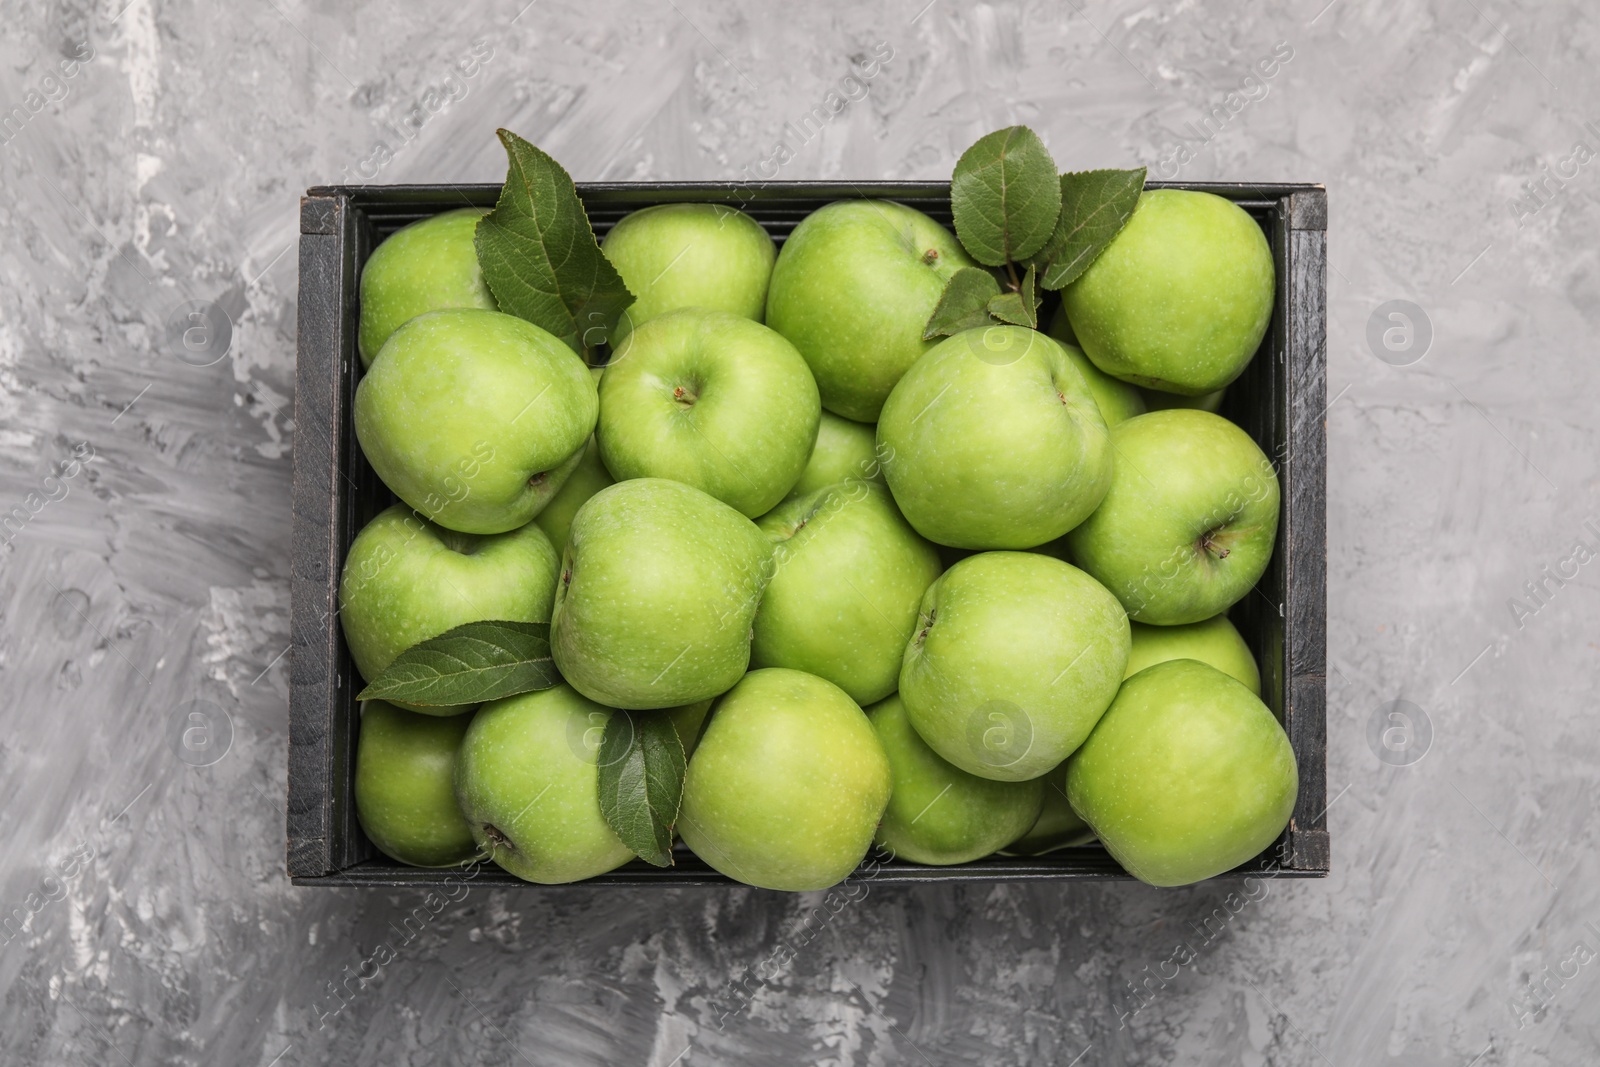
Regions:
[[454, 684, 633, 884], [597, 310, 820, 518], [1066, 409, 1280, 625]]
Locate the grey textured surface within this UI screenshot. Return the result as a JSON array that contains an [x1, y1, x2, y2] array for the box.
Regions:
[[0, 1, 1594, 1064]]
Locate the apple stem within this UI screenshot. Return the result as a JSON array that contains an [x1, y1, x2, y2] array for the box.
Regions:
[[1199, 530, 1232, 559]]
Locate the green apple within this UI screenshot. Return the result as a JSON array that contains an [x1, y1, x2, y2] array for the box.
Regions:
[[531, 437, 613, 555], [602, 203, 776, 346], [1126, 615, 1260, 695], [1046, 306, 1145, 426], [1066, 409, 1280, 625], [355, 309, 598, 534], [597, 310, 820, 517], [1063, 190, 1274, 396], [766, 199, 978, 421], [454, 685, 633, 884], [679, 668, 890, 890], [354, 701, 479, 867], [899, 552, 1130, 782], [550, 478, 772, 709], [358, 208, 497, 367], [784, 410, 883, 502], [877, 326, 1112, 549], [868, 694, 1042, 865], [1066, 659, 1297, 886], [1143, 385, 1226, 414], [1001, 764, 1094, 855], [339, 504, 561, 716], [752, 482, 942, 705]]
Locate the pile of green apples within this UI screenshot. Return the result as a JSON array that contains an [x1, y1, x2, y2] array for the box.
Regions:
[[341, 140, 1298, 891]]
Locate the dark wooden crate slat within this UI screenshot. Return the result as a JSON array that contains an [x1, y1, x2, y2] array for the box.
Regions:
[[288, 180, 1329, 887], [305, 179, 1306, 206], [1284, 195, 1330, 871], [310, 180, 1286, 243], [291, 841, 1329, 888], [289, 194, 357, 878]]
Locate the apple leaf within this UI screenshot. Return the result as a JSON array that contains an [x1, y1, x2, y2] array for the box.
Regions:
[[596, 711, 685, 868], [923, 267, 1004, 339], [1030, 167, 1147, 290], [987, 264, 1040, 328], [474, 129, 635, 360], [950, 126, 1062, 267], [355, 620, 558, 706]]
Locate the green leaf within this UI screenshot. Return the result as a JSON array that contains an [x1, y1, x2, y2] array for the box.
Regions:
[[987, 264, 1039, 328], [474, 129, 635, 359], [355, 621, 558, 706], [597, 712, 686, 867], [1031, 167, 1147, 290], [923, 267, 1003, 339], [950, 126, 1062, 267]]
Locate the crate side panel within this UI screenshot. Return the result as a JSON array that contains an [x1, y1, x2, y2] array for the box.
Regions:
[[289, 208, 349, 878], [1285, 226, 1330, 872]]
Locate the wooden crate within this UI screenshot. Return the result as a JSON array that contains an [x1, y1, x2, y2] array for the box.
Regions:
[[289, 180, 1328, 887]]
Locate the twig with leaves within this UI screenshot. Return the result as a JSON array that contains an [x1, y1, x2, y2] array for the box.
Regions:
[[925, 125, 1145, 338]]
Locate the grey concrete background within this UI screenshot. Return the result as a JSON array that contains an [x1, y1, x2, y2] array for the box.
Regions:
[[0, 0, 1594, 1063]]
